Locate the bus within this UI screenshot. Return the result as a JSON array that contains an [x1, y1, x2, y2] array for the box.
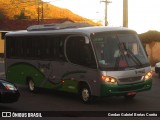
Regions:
[[5, 23, 152, 103]]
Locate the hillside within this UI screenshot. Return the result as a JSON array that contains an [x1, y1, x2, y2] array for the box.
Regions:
[[0, 0, 100, 26]]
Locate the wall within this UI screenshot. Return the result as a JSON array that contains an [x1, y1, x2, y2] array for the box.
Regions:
[[0, 33, 4, 55], [145, 42, 160, 65]]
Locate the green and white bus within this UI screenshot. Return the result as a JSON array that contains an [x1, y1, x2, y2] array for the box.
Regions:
[[5, 23, 152, 103]]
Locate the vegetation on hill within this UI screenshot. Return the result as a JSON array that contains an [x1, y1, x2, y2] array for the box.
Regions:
[[0, 0, 100, 25]]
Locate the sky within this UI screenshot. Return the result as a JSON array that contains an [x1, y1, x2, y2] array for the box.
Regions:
[[44, 0, 160, 34]]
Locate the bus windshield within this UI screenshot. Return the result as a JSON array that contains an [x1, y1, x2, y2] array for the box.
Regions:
[[91, 32, 150, 71]]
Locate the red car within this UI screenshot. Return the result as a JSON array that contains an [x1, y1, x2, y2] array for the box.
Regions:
[[0, 79, 20, 103]]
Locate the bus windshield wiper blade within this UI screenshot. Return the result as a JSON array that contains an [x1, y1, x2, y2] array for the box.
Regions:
[[114, 43, 128, 70], [126, 48, 143, 67], [116, 42, 143, 68]]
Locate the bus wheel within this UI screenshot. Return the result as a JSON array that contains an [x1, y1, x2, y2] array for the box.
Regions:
[[79, 84, 94, 104], [28, 79, 36, 92]]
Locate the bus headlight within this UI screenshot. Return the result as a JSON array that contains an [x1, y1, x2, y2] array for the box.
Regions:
[[101, 76, 117, 85], [144, 71, 152, 80]]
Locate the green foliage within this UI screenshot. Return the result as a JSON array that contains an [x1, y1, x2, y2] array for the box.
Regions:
[[0, 8, 6, 20], [18, 10, 25, 19], [14, 9, 29, 20]]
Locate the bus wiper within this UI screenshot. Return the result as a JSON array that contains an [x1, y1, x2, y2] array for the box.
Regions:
[[123, 44, 143, 67], [114, 43, 128, 70]]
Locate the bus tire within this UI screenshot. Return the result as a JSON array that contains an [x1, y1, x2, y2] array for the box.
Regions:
[[27, 79, 37, 92], [79, 84, 94, 104]]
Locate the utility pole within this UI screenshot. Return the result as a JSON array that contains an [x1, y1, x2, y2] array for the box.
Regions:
[[101, 0, 112, 26], [41, 1, 44, 24], [37, 1, 40, 24], [123, 0, 128, 27], [37, 0, 42, 24], [37, 0, 45, 24]]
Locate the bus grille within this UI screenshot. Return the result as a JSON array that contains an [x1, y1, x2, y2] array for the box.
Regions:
[[119, 76, 142, 83], [118, 84, 145, 91]]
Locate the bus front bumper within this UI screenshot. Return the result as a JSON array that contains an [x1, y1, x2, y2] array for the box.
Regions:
[[100, 79, 152, 97]]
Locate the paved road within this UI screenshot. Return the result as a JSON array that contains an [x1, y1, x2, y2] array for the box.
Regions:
[[0, 76, 160, 111], [0, 63, 160, 119]]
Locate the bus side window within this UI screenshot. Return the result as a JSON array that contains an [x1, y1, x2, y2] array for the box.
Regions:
[[46, 36, 66, 61], [66, 36, 97, 69]]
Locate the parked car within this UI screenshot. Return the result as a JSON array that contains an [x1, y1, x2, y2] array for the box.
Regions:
[[0, 79, 20, 103], [155, 62, 160, 77]]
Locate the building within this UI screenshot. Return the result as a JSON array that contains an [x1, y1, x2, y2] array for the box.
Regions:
[[0, 18, 74, 31], [0, 18, 74, 57], [0, 31, 8, 57]]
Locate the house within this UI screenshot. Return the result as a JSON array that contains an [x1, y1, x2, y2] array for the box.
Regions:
[[0, 31, 8, 57], [0, 18, 74, 57], [0, 18, 74, 31]]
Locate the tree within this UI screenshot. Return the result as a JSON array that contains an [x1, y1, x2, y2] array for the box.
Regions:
[[139, 30, 160, 43], [0, 9, 6, 20], [14, 9, 28, 19], [139, 31, 160, 65], [19, 9, 25, 19]]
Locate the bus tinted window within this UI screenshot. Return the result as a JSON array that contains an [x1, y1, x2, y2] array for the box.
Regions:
[[66, 36, 97, 68], [6, 35, 66, 61], [91, 32, 150, 70]]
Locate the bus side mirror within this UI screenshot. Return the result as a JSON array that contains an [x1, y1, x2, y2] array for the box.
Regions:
[[85, 36, 90, 44]]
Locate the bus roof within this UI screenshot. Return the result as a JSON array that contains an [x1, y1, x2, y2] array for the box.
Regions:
[[6, 26, 136, 37]]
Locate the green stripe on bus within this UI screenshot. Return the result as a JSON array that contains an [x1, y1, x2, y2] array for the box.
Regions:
[[6, 63, 45, 86]]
